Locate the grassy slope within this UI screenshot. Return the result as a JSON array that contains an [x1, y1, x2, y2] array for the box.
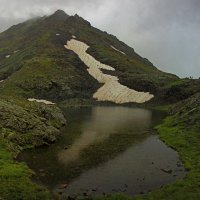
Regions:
[[0, 97, 66, 199], [0, 12, 199, 104], [0, 138, 52, 200], [0, 13, 100, 103], [0, 12, 191, 104]]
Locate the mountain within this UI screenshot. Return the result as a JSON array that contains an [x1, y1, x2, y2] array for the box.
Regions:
[[1, 10, 198, 105]]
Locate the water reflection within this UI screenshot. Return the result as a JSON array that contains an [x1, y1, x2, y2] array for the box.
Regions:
[[58, 107, 152, 165], [18, 106, 185, 198], [60, 136, 185, 198]]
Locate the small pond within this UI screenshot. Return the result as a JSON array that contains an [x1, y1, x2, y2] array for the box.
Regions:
[[19, 106, 185, 199]]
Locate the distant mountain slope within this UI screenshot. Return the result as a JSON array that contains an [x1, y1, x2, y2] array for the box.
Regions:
[[0, 10, 198, 104]]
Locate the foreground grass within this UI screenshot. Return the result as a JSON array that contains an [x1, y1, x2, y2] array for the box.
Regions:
[[0, 96, 66, 200], [0, 138, 51, 200]]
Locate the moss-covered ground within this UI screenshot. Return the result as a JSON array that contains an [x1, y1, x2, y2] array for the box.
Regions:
[[0, 137, 52, 200], [0, 97, 66, 199]]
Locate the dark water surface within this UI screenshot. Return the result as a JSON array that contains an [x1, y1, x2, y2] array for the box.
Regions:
[[19, 106, 185, 199]]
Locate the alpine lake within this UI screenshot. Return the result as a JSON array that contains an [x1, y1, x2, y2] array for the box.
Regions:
[[18, 106, 186, 199]]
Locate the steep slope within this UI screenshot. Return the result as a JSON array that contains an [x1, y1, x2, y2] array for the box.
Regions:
[[0, 10, 190, 104], [0, 11, 99, 103]]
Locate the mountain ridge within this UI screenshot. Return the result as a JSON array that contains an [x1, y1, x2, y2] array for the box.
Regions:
[[0, 10, 188, 105]]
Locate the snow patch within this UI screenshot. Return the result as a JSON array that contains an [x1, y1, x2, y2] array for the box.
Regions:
[[5, 55, 10, 58], [65, 39, 154, 104], [28, 98, 55, 105], [111, 45, 126, 55]]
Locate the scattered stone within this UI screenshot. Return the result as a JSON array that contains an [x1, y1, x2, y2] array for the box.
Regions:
[[83, 192, 88, 196], [177, 163, 182, 167], [59, 183, 68, 189], [67, 196, 75, 200], [40, 173, 46, 177], [5, 55, 10, 58], [161, 168, 173, 174], [140, 191, 144, 194]]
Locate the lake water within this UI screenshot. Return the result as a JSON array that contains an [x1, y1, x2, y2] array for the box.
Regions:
[[19, 106, 185, 199]]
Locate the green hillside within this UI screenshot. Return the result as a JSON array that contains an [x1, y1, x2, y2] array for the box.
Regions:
[[1, 10, 194, 104]]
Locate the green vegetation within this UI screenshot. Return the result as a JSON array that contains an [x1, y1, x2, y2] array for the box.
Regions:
[[1, 10, 195, 104], [0, 98, 66, 199], [0, 138, 51, 200]]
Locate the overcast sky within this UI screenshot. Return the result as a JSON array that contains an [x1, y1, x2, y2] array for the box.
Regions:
[[0, 0, 200, 78]]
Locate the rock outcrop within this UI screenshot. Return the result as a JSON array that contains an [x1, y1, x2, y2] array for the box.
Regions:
[[0, 99, 66, 152]]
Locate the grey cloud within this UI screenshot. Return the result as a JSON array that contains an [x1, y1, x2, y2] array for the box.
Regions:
[[0, 0, 199, 78]]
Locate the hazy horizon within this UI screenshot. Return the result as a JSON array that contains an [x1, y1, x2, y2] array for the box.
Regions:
[[0, 0, 199, 78]]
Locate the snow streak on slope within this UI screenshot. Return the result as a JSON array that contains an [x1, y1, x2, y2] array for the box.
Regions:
[[28, 98, 55, 105], [111, 45, 126, 55], [65, 39, 154, 104]]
